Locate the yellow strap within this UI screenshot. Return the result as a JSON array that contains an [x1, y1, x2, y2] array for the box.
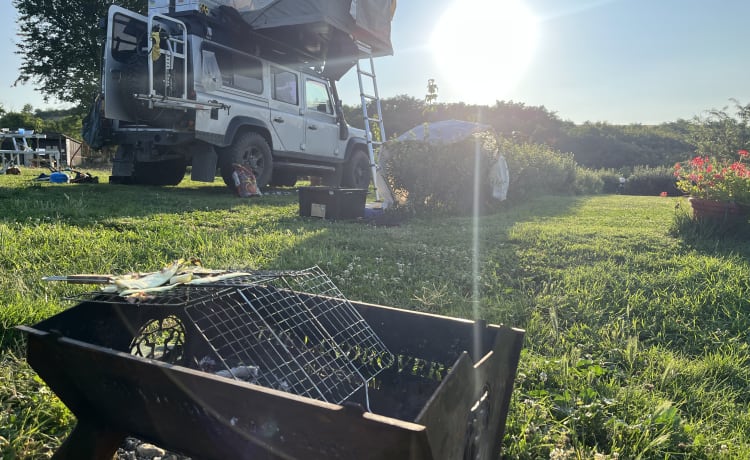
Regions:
[[151, 31, 161, 61]]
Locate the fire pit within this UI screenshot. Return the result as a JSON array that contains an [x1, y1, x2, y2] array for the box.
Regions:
[[19, 267, 524, 459]]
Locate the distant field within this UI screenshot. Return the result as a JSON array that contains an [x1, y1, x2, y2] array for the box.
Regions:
[[1, 170, 749, 458]]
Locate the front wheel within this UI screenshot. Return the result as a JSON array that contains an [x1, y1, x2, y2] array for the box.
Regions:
[[342, 149, 371, 189], [219, 131, 273, 189]]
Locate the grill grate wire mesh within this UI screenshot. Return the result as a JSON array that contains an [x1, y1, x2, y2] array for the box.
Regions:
[[187, 267, 394, 407], [77, 266, 394, 408]]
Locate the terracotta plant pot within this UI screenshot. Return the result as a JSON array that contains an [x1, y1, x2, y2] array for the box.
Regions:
[[688, 197, 749, 221]]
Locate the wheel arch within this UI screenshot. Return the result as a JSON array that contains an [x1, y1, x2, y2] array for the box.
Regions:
[[222, 116, 273, 151], [345, 137, 368, 161]]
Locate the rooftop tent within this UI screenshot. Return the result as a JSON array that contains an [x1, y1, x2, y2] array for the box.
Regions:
[[236, 0, 396, 79]]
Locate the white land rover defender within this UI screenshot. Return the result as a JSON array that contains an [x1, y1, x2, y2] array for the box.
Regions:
[[85, 1, 395, 191]]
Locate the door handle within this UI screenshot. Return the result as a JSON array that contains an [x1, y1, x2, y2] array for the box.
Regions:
[[273, 116, 284, 123], [308, 124, 318, 130]]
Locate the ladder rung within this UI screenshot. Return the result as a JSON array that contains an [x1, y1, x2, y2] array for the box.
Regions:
[[361, 94, 377, 101], [366, 116, 381, 122], [358, 69, 375, 78]]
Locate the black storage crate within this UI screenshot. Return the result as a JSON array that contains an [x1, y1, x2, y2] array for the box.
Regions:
[[299, 187, 367, 219]]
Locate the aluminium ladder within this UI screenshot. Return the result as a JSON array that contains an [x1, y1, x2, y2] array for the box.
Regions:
[[355, 41, 386, 201]]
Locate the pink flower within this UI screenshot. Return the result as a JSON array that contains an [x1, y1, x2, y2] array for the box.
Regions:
[[674, 152, 750, 205], [660, 191, 668, 197]]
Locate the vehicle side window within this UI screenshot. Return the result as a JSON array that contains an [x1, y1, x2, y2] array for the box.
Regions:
[[305, 80, 333, 114], [111, 13, 146, 63], [272, 68, 298, 105], [204, 45, 263, 94], [201, 50, 221, 92]]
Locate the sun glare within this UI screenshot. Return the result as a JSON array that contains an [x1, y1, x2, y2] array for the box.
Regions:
[[431, 0, 539, 104]]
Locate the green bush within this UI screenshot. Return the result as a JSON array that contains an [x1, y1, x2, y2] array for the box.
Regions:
[[573, 167, 605, 195], [382, 132, 499, 214], [595, 168, 624, 193], [382, 134, 614, 214], [623, 165, 680, 196], [499, 138, 579, 202]]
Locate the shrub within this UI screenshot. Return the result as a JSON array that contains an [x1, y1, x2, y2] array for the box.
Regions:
[[595, 168, 623, 193], [573, 167, 604, 195], [382, 134, 612, 213], [382, 131, 499, 214], [623, 166, 680, 196], [498, 138, 579, 202]]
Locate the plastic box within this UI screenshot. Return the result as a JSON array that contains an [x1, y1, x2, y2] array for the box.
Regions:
[[298, 187, 367, 220]]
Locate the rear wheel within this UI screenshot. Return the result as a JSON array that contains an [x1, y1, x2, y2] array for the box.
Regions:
[[219, 131, 273, 189], [342, 149, 371, 189]]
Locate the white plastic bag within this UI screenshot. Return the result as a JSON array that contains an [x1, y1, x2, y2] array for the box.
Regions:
[[490, 155, 510, 201]]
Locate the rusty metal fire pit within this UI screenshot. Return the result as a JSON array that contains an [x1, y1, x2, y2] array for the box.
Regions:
[[19, 267, 524, 460]]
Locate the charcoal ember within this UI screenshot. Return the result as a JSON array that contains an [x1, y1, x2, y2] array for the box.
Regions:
[[116, 438, 191, 460], [215, 364, 260, 381], [137, 443, 166, 457]]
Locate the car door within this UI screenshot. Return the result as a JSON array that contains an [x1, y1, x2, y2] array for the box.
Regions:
[[303, 77, 341, 159], [104, 6, 148, 122], [269, 67, 305, 154]]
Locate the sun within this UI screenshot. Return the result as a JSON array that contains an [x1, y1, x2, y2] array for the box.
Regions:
[[431, 0, 539, 104]]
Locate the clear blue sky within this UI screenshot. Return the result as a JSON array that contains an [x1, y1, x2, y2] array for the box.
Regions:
[[2, 0, 749, 124]]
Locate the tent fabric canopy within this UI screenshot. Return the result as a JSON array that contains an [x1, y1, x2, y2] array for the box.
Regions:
[[237, 0, 396, 79], [395, 120, 493, 144]]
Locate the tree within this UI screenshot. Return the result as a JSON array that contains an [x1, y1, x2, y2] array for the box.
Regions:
[[689, 99, 750, 160], [0, 107, 44, 132], [13, 0, 145, 110], [424, 79, 438, 105]]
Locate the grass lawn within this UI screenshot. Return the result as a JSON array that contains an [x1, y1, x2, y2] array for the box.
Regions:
[[1, 168, 749, 458]]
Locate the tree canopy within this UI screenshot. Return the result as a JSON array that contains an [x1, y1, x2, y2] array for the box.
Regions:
[[344, 95, 704, 171], [13, 0, 145, 110], [0, 105, 83, 139]]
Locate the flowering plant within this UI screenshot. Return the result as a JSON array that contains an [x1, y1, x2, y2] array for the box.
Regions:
[[674, 150, 750, 205]]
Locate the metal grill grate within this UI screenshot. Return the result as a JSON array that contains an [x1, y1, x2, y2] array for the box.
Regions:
[[62, 265, 393, 407], [64, 285, 233, 306], [184, 267, 394, 406]]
